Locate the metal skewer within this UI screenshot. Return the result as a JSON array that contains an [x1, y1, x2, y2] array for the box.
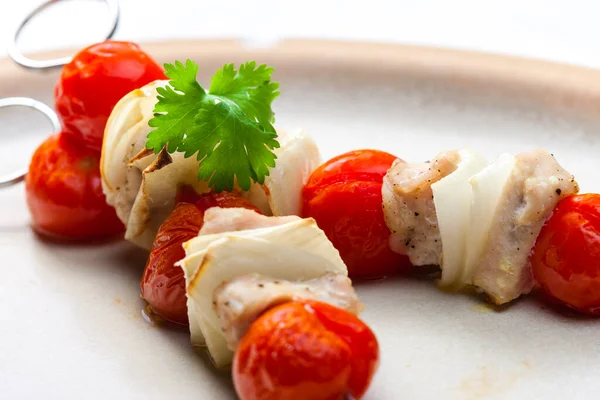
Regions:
[[0, 97, 61, 188], [1, 0, 121, 189], [7, 0, 120, 71]]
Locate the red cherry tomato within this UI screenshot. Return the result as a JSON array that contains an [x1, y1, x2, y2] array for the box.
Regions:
[[141, 192, 261, 325], [55, 41, 165, 152], [233, 300, 379, 400], [531, 194, 600, 315], [304, 149, 398, 191], [302, 150, 410, 279], [25, 133, 124, 240]]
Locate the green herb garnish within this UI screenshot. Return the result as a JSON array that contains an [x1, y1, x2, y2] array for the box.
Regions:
[[146, 60, 280, 192]]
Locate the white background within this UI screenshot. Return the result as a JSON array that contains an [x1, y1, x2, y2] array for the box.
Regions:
[[1, 0, 600, 68]]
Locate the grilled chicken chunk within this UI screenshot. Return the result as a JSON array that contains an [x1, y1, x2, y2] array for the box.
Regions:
[[213, 273, 360, 350], [180, 208, 349, 367], [383, 148, 578, 305], [382, 150, 461, 266], [199, 207, 300, 235], [471, 150, 579, 304]]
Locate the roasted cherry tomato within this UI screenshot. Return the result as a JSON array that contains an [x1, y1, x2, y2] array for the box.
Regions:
[[531, 194, 600, 315], [233, 300, 379, 400], [302, 150, 410, 279], [55, 41, 165, 152], [141, 192, 260, 325], [25, 133, 124, 240]]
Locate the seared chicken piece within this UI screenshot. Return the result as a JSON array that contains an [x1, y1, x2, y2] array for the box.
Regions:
[[471, 150, 579, 304], [382, 150, 461, 266], [179, 207, 349, 367], [198, 207, 300, 236], [213, 273, 360, 350]]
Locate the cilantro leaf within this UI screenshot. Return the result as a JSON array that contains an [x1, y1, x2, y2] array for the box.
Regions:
[[209, 62, 280, 132], [146, 60, 280, 192], [191, 102, 278, 192], [146, 60, 206, 153]]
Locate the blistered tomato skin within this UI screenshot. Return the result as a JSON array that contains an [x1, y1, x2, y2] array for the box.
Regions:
[[531, 194, 600, 315], [302, 150, 411, 279], [141, 192, 261, 325], [303, 149, 399, 193], [25, 133, 124, 240], [55, 41, 166, 152], [141, 203, 205, 325], [233, 300, 379, 400]]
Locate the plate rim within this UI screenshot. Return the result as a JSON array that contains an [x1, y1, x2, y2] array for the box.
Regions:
[[2, 38, 600, 108]]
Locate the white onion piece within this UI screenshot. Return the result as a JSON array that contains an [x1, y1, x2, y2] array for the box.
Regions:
[[126, 151, 210, 250], [101, 80, 168, 225], [462, 153, 516, 284], [244, 129, 321, 216], [431, 149, 487, 288], [264, 129, 321, 216]]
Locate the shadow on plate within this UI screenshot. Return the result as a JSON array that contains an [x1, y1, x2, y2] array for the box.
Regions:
[[355, 269, 600, 322]]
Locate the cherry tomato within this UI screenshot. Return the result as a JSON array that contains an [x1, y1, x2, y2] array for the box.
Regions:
[[531, 194, 600, 315], [303, 149, 398, 191], [141, 192, 261, 325], [302, 150, 410, 279], [25, 133, 124, 240], [233, 300, 379, 400], [55, 41, 165, 152]]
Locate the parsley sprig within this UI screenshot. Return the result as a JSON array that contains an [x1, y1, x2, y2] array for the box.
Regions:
[[146, 60, 281, 192]]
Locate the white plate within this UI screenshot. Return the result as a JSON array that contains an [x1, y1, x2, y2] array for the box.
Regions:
[[1, 40, 600, 400]]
